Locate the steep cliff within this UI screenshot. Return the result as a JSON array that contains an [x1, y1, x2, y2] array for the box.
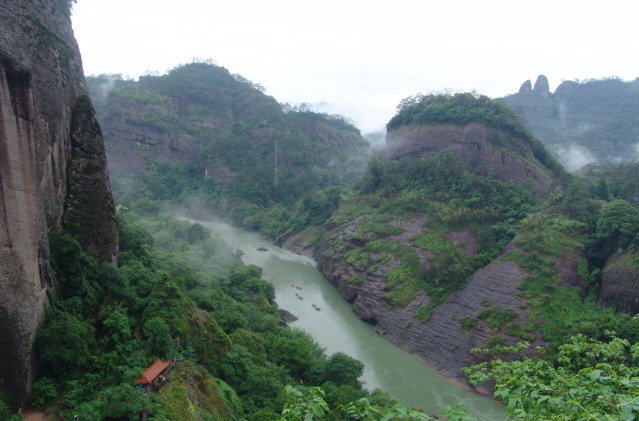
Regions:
[[0, 0, 117, 407], [386, 123, 554, 196], [386, 92, 565, 197], [315, 94, 593, 389], [317, 204, 589, 388], [600, 250, 639, 314]]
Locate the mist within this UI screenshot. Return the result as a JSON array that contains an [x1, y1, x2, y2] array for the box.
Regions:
[[554, 143, 597, 172]]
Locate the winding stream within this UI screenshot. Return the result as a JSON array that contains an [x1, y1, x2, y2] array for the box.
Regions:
[[193, 218, 504, 420]]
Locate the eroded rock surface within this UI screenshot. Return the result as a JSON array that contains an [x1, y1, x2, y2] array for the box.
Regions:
[[600, 250, 639, 314], [317, 211, 587, 390], [0, 0, 117, 406], [386, 123, 553, 196]]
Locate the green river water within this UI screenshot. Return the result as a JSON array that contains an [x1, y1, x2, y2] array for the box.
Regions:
[[195, 218, 504, 420]]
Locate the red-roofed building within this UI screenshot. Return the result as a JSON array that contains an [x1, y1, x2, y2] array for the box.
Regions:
[[135, 359, 173, 390]]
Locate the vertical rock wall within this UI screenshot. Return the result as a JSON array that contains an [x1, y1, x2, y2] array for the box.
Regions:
[[0, 0, 117, 407]]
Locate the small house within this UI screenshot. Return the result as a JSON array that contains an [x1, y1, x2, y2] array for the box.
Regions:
[[135, 359, 173, 391]]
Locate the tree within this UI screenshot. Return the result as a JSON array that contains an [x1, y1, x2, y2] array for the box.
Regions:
[[35, 310, 96, 379], [463, 334, 639, 420], [596, 199, 639, 248], [143, 317, 173, 358], [323, 353, 364, 388]]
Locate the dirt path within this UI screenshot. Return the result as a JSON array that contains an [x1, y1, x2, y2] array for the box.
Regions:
[[20, 403, 60, 421]]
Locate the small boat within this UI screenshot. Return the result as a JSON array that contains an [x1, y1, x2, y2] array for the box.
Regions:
[[312, 304, 321, 311], [295, 286, 303, 290]]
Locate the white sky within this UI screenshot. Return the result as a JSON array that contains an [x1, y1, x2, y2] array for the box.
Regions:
[[71, 0, 639, 133]]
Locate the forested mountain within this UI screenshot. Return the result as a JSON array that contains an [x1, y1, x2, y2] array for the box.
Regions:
[[4, 0, 639, 415], [87, 64, 370, 241], [501, 75, 639, 170], [316, 93, 639, 416]]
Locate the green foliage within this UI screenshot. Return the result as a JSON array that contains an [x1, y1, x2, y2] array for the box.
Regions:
[[514, 213, 587, 258], [143, 316, 173, 358], [157, 362, 240, 421], [323, 353, 364, 389], [279, 385, 329, 421], [35, 309, 96, 379], [0, 398, 20, 421], [322, 151, 535, 320], [277, 386, 478, 421], [579, 161, 639, 207], [459, 316, 478, 331], [92, 61, 369, 240], [595, 199, 639, 248], [40, 209, 379, 419], [28, 377, 58, 409], [477, 308, 518, 332], [502, 77, 639, 165], [465, 334, 639, 420]]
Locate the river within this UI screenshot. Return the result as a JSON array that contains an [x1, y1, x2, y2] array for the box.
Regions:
[[194, 218, 504, 420]]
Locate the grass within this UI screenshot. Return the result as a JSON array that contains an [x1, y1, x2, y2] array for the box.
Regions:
[[460, 315, 478, 330], [513, 214, 587, 258], [478, 307, 518, 332]]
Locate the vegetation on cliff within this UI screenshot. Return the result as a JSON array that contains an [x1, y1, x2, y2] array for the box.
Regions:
[[501, 76, 639, 167], [323, 150, 535, 320], [465, 334, 639, 420], [387, 93, 564, 178], [22, 207, 462, 420], [87, 63, 369, 240]]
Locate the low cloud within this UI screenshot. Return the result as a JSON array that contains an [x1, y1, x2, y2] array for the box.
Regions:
[[554, 143, 597, 171]]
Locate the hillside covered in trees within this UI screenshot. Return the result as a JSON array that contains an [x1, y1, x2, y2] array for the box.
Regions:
[[501, 75, 639, 170], [98, 90, 639, 419], [87, 63, 370, 241], [5, 6, 639, 414]]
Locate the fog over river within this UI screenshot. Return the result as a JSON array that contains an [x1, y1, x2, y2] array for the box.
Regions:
[[188, 217, 504, 420]]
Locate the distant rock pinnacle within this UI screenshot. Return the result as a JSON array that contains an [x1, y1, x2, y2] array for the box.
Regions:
[[519, 80, 532, 93], [533, 75, 550, 97]]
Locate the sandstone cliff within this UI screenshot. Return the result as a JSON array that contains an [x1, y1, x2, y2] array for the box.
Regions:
[[0, 0, 117, 406], [600, 250, 639, 314], [317, 211, 588, 389], [386, 123, 554, 196]]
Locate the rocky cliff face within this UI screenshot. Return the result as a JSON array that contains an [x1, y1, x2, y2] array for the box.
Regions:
[[386, 123, 554, 196], [317, 214, 587, 390], [600, 250, 639, 314], [0, 0, 117, 406]]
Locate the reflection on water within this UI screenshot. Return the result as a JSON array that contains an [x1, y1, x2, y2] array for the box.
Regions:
[[194, 219, 503, 420]]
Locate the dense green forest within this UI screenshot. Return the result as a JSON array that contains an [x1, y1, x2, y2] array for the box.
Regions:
[[13, 208, 473, 420], [11, 81, 639, 420], [87, 63, 370, 240]]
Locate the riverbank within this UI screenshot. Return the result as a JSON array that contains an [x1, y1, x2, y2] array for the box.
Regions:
[[178, 213, 503, 420]]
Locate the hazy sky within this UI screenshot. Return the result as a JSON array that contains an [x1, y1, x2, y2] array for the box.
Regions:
[[71, 0, 638, 132]]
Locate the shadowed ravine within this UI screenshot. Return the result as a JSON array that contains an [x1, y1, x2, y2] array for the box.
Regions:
[[186, 217, 504, 420]]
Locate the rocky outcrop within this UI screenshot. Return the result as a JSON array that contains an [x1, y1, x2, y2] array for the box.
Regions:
[[0, 0, 117, 406], [317, 213, 587, 390], [386, 123, 554, 196], [533, 75, 550, 98], [519, 80, 532, 93], [317, 215, 543, 390], [600, 250, 639, 314], [101, 117, 201, 177]]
